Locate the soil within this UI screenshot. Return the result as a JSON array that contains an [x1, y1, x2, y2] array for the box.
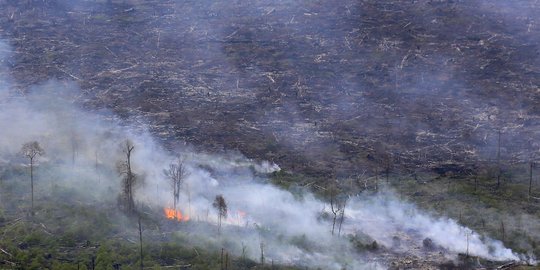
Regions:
[[1, 0, 539, 178]]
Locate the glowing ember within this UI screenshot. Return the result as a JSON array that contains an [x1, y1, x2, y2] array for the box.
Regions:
[[164, 207, 190, 222]]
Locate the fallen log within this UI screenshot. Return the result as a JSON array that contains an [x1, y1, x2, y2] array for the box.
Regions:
[[1, 259, 16, 266], [0, 247, 12, 257], [496, 261, 518, 269]]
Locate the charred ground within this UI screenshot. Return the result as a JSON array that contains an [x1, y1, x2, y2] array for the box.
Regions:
[[1, 0, 539, 176]]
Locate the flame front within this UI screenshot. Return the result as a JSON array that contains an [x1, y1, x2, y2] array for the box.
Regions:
[[164, 207, 190, 222]]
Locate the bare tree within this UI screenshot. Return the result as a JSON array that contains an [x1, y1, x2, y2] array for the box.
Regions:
[[117, 140, 137, 213], [327, 184, 348, 235], [327, 185, 341, 235], [337, 196, 348, 237], [20, 141, 44, 214], [213, 195, 227, 235], [163, 157, 189, 212]]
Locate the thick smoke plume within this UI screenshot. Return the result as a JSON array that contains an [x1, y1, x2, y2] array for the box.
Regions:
[[0, 39, 530, 269]]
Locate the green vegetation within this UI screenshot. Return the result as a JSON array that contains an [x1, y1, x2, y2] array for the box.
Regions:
[[391, 165, 540, 259]]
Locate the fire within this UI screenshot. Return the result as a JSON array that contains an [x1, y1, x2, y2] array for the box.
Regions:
[[164, 207, 190, 222]]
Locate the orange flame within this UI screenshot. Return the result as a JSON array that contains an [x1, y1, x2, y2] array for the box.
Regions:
[[164, 207, 190, 222]]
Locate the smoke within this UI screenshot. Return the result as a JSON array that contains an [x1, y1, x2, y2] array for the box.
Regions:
[[0, 0, 539, 267], [0, 41, 530, 269], [345, 192, 519, 261]]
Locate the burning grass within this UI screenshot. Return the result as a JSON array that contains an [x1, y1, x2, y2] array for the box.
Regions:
[[163, 207, 190, 222]]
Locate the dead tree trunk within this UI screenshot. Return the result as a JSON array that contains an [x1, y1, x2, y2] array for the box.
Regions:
[[241, 243, 246, 261], [126, 144, 135, 212], [260, 242, 265, 265], [330, 185, 346, 236], [163, 157, 189, 212], [500, 220, 505, 242], [385, 154, 391, 184], [331, 212, 337, 235], [529, 162, 534, 200], [474, 176, 478, 194], [466, 231, 470, 257], [375, 168, 379, 191], [21, 141, 44, 216], [338, 208, 345, 236], [496, 130, 502, 189], [138, 216, 143, 270], [225, 252, 229, 270], [30, 156, 34, 213], [118, 140, 136, 213], [330, 194, 339, 235], [220, 248, 224, 270], [213, 195, 227, 236]]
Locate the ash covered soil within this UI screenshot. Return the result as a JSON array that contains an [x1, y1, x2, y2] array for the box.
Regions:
[[1, 0, 540, 175]]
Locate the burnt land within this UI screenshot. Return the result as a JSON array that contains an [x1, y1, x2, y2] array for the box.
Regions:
[[1, 0, 540, 178]]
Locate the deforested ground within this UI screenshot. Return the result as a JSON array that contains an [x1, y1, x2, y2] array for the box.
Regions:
[[0, 0, 539, 269]]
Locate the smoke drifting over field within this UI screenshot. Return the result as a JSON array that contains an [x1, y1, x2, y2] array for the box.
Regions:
[[0, 38, 531, 269]]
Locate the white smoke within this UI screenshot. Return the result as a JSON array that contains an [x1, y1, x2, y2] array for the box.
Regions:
[[0, 39, 530, 269], [345, 192, 519, 261]]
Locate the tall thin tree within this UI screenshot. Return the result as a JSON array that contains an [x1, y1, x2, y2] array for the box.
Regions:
[[337, 197, 348, 236], [20, 141, 44, 214], [213, 195, 227, 235], [117, 140, 136, 213], [496, 129, 502, 189], [328, 185, 346, 235], [260, 242, 265, 265]]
